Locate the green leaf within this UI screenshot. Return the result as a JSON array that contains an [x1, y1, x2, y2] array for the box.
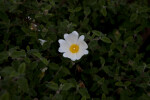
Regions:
[[46, 82, 59, 91], [1, 67, 15, 77], [41, 58, 49, 66], [0, 91, 9, 100], [11, 50, 26, 59], [33, 52, 41, 58], [49, 63, 59, 70], [81, 96, 86, 100], [75, 7, 82, 12], [101, 37, 112, 43], [100, 57, 105, 67], [0, 51, 8, 63], [33, 52, 49, 65], [0, 12, 9, 22], [101, 83, 109, 94], [115, 81, 124, 87], [102, 93, 107, 100], [53, 94, 63, 100], [61, 67, 70, 75], [92, 30, 103, 37], [101, 7, 107, 16], [79, 88, 90, 99], [62, 83, 75, 91], [130, 13, 138, 22], [84, 7, 91, 16], [18, 63, 26, 74], [124, 81, 131, 87], [17, 78, 29, 93]]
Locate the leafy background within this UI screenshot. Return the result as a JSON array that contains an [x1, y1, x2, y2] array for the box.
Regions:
[[0, 0, 150, 100]]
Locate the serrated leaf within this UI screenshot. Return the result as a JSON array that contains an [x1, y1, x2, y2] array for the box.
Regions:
[[101, 37, 112, 43]]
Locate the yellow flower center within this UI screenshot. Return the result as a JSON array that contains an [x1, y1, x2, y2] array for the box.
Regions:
[[69, 44, 79, 53]]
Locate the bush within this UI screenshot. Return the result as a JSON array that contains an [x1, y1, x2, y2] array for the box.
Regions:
[[0, 0, 150, 100]]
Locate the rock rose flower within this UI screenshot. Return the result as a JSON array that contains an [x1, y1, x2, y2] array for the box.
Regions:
[[58, 31, 88, 61]]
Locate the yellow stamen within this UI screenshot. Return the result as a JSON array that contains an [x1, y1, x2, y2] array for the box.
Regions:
[[69, 44, 79, 53]]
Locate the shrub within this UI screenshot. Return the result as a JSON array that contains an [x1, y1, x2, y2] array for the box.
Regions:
[[0, 0, 150, 100]]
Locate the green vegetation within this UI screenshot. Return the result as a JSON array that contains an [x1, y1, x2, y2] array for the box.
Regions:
[[0, 0, 150, 100]]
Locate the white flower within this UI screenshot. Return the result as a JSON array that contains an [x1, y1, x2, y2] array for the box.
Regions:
[[41, 67, 48, 73], [58, 31, 88, 61], [38, 39, 47, 46]]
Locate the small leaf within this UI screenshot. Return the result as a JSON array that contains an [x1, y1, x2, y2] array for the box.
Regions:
[[101, 37, 112, 43], [0, 51, 8, 63], [100, 57, 105, 67], [49, 63, 59, 70], [115, 81, 124, 87], [11, 50, 26, 59], [41, 58, 49, 66], [75, 7, 82, 12], [33, 52, 49, 65], [81, 96, 86, 100], [84, 7, 91, 16], [102, 83, 109, 94], [62, 83, 75, 91], [124, 81, 131, 87], [18, 63, 26, 74], [61, 67, 70, 75], [79, 88, 90, 99], [46, 82, 59, 91], [130, 13, 138, 22], [17, 78, 29, 93], [102, 93, 107, 100], [101, 7, 107, 16], [92, 30, 103, 37]]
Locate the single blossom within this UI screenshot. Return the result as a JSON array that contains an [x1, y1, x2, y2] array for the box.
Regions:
[[58, 31, 88, 61], [38, 39, 47, 46]]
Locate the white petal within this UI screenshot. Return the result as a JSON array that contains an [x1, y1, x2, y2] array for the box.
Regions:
[[58, 39, 65, 44], [39, 39, 46, 45], [64, 31, 79, 44], [76, 50, 84, 60], [84, 50, 88, 54], [63, 52, 76, 61], [72, 31, 79, 36], [77, 39, 88, 50], [79, 35, 85, 41], [64, 33, 69, 39], [58, 39, 69, 53]]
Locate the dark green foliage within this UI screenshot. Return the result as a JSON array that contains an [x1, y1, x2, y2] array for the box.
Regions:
[[0, 0, 150, 100]]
